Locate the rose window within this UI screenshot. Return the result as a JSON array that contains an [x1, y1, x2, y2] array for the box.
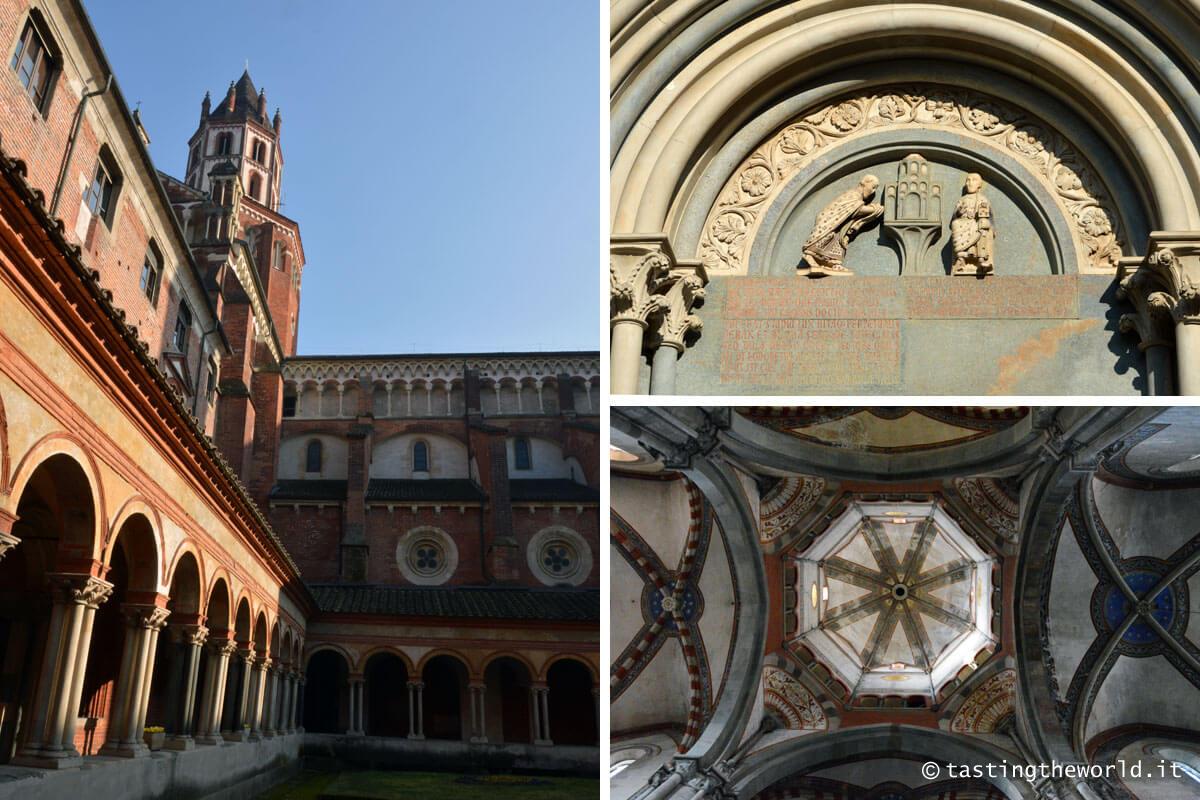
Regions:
[[540, 540, 579, 579], [409, 539, 445, 577]]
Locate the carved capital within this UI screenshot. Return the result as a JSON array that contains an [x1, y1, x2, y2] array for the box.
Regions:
[[0, 525, 19, 562], [48, 572, 114, 609], [212, 638, 239, 658], [182, 624, 210, 646], [649, 265, 707, 352], [124, 604, 171, 631], [1120, 236, 1200, 330], [611, 236, 673, 327]]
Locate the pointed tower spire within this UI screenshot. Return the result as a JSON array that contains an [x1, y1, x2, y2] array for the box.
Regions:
[[201, 90, 211, 122]]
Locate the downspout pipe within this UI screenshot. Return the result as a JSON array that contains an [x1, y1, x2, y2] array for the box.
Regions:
[[50, 74, 112, 218]]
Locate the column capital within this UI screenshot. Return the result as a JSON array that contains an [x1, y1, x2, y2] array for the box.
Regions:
[[468, 681, 486, 691], [647, 263, 707, 353], [47, 572, 113, 609], [406, 680, 425, 690], [1120, 234, 1200, 327], [611, 235, 674, 328], [0, 519, 19, 562], [172, 623, 209, 646], [122, 603, 171, 631]]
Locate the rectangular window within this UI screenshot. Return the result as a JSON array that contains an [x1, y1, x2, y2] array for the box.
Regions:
[[173, 302, 192, 352], [282, 394, 297, 418], [85, 160, 114, 221], [206, 357, 218, 402], [10, 19, 54, 111], [140, 252, 159, 303]]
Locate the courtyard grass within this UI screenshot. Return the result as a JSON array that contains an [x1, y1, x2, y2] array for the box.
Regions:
[[260, 768, 600, 799]]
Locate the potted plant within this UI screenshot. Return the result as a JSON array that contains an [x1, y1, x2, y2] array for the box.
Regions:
[[143, 726, 166, 751]]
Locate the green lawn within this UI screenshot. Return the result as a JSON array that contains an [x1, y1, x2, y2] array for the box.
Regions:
[[260, 769, 600, 799]]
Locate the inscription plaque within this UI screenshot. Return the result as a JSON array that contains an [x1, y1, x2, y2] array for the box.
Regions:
[[720, 319, 901, 387]]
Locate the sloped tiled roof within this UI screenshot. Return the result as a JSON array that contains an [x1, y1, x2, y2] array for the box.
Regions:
[[269, 480, 347, 502], [365, 479, 486, 503], [309, 584, 600, 622], [509, 479, 599, 503]]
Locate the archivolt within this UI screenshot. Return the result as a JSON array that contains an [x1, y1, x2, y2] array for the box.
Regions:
[[611, 0, 1200, 237]]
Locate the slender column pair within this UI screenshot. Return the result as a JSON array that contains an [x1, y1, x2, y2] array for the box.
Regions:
[[13, 573, 113, 768], [99, 604, 172, 757], [248, 657, 270, 740], [195, 637, 237, 745], [346, 677, 365, 735], [262, 664, 279, 737], [530, 684, 552, 746], [406, 680, 424, 739], [468, 681, 488, 743], [164, 622, 208, 750], [224, 647, 255, 741]]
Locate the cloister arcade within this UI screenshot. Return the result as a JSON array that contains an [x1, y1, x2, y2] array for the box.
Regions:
[[0, 442, 305, 768], [301, 647, 599, 747]]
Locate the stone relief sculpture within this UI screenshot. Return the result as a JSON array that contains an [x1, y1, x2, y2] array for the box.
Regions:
[[881, 154, 943, 275], [950, 172, 995, 276], [700, 86, 1123, 275], [798, 174, 884, 277]]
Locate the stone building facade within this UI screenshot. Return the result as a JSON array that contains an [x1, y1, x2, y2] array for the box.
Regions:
[[0, 1, 599, 796], [610, 0, 1200, 395], [611, 406, 1200, 800]]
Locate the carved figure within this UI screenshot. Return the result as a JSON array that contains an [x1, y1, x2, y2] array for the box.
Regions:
[[950, 173, 995, 275], [799, 174, 884, 277]]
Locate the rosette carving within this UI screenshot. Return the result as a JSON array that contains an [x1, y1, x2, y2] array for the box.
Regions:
[[699, 86, 1123, 275]]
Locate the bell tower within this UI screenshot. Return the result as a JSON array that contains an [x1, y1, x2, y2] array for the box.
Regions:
[[184, 70, 284, 213]]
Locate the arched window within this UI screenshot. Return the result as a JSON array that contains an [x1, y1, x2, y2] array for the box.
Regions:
[[514, 437, 532, 470], [216, 131, 232, 155], [305, 440, 323, 473], [413, 441, 429, 473], [248, 174, 261, 201]]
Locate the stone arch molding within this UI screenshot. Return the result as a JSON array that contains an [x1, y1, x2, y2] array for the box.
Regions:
[[699, 86, 1123, 276]]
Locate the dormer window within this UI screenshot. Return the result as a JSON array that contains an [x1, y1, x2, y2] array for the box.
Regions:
[[10, 16, 56, 112]]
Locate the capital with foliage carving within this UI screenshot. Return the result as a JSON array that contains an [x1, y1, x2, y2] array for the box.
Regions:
[[0, 509, 18, 562], [1119, 235, 1200, 333], [611, 236, 674, 328], [649, 262, 707, 352]]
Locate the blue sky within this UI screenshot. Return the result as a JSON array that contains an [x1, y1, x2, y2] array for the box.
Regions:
[[85, 1, 600, 355]]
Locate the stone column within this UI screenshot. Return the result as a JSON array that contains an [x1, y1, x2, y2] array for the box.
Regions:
[[195, 638, 236, 745], [1118, 261, 1177, 395], [286, 671, 299, 733], [165, 623, 208, 750], [407, 680, 424, 739], [530, 684, 552, 746], [262, 665, 277, 737], [647, 267, 706, 395], [100, 604, 171, 757], [226, 648, 254, 741], [468, 681, 487, 744], [347, 677, 364, 735], [1121, 237, 1200, 394], [248, 657, 270, 740], [296, 675, 306, 733], [14, 573, 113, 768], [0, 508, 19, 561], [610, 236, 673, 394]]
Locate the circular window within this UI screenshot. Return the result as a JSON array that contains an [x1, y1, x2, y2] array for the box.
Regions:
[[528, 527, 592, 587], [396, 527, 457, 585]]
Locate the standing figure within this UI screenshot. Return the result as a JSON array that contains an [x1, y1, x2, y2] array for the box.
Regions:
[[950, 173, 995, 276], [799, 174, 885, 277]]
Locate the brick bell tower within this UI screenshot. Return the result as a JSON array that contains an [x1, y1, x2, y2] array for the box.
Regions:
[[186, 70, 306, 503]]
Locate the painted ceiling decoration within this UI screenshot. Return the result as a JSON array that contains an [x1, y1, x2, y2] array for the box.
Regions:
[[788, 500, 998, 699], [950, 668, 1017, 734], [952, 477, 1020, 544], [612, 405, 1200, 800], [762, 665, 827, 731], [737, 408, 1028, 453], [1056, 478, 1200, 748], [611, 479, 731, 751], [760, 476, 827, 544]]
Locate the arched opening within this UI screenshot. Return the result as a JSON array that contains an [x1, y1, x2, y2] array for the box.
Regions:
[[0, 453, 98, 764], [547, 659, 596, 746], [303, 650, 348, 733], [364, 652, 409, 737], [305, 439, 322, 473], [484, 657, 532, 744], [412, 440, 430, 474], [84, 512, 161, 757], [145, 551, 202, 738], [221, 598, 252, 736], [422, 655, 467, 741]]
